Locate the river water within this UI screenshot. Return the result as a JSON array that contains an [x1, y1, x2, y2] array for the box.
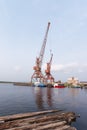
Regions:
[[0, 83, 87, 130]]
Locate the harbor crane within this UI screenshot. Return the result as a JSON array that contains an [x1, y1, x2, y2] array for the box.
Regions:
[[44, 51, 54, 83], [31, 22, 50, 82]]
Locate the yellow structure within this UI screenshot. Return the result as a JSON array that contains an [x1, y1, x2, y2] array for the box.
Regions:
[[67, 77, 79, 85]]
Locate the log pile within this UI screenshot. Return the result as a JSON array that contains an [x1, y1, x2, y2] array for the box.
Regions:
[[0, 110, 77, 130]]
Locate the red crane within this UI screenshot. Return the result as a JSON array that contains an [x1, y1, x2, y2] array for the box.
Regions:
[[44, 52, 54, 83], [31, 22, 50, 82]]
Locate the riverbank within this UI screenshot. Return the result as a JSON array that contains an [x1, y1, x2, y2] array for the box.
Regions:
[[0, 81, 32, 86]]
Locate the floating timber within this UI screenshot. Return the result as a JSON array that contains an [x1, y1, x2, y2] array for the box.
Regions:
[[0, 109, 78, 130]]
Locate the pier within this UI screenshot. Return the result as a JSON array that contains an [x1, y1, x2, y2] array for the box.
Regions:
[[0, 109, 78, 130]]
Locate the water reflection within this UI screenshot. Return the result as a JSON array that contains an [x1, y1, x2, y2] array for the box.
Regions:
[[34, 87, 53, 109], [34, 87, 44, 110], [34, 87, 82, 110], [68, 88, 80, 97], [47, 88, 52, 107]]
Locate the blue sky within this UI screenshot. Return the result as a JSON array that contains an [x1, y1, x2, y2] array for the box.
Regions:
[[0, 0, 87, 82]]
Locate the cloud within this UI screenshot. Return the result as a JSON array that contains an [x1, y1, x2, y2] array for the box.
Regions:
[[42, 62, 87, 74], [51, 62, 79, 71], [51, 64, 64, 71], [78, 69, 83, 73], [14, 65, 21, 72], [83, 64, 87, 67]]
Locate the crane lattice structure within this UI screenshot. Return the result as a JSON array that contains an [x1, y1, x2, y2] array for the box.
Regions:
[[44, 52, 54, 83], [31, 22, 50, 83]]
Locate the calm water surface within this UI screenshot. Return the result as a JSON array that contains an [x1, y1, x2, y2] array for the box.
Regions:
[[0, 83, 87, 130]]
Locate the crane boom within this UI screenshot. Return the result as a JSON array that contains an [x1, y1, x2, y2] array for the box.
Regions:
[[39, 22, 50, 68], [49, 53, 53, 67]]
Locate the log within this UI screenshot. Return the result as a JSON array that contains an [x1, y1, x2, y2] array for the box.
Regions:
[[0, 112, 76, 128], [0, 110, 77, 130], [3, 121, 66, 130], [0, 109, 62, 122]]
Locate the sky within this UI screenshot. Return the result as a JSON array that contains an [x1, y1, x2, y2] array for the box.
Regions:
[[0, 0, 87, 82]]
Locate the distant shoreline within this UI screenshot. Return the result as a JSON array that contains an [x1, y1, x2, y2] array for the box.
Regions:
[[0, 81, 32, 86], [0, 81, 87, 88], [0, 81, 15, 84]]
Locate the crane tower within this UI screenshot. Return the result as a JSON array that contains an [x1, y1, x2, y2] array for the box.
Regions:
[[31, 22, 50, 83], [44, 52, 54, 83]]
